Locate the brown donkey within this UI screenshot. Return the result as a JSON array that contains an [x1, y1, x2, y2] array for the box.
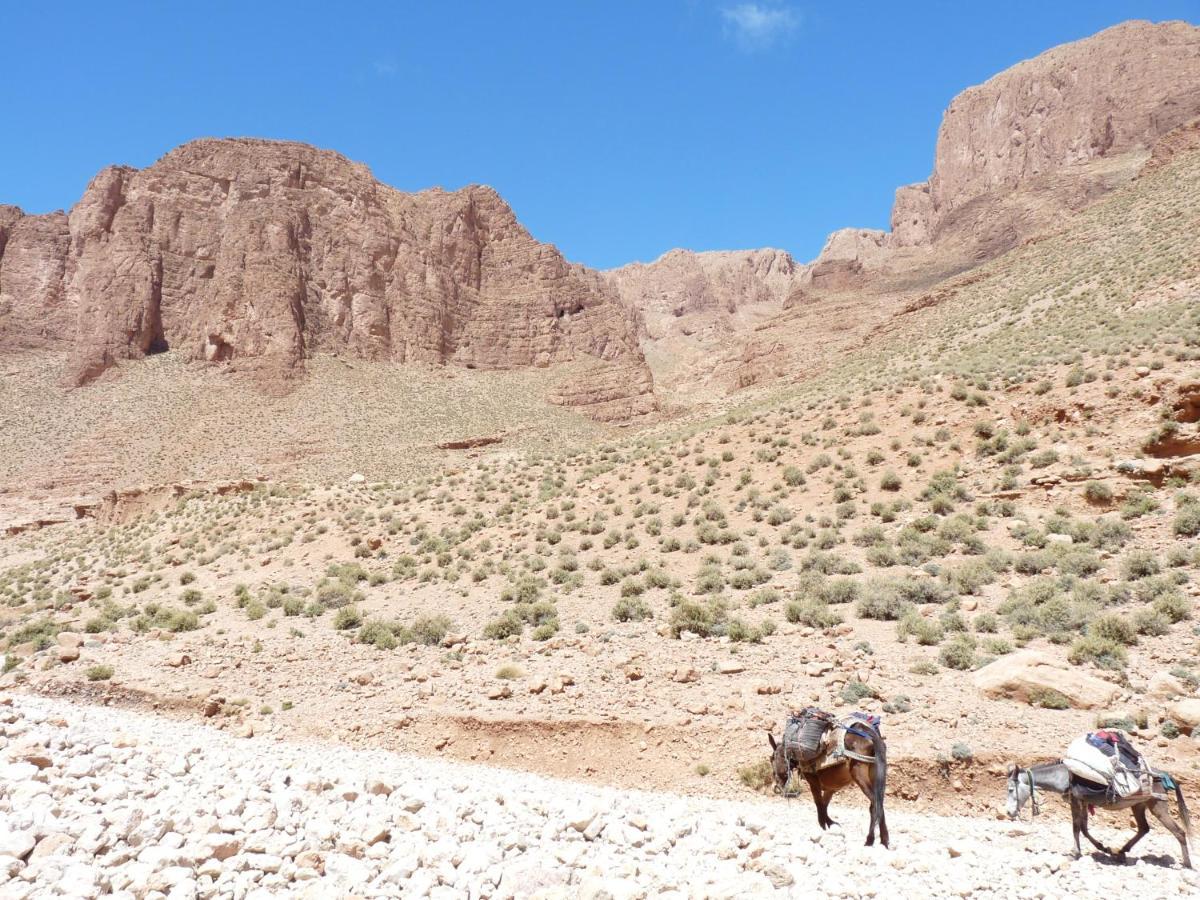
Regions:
[[768, 714, 889, 847]]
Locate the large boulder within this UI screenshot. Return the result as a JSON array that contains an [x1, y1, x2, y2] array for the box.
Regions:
[[1169, 698, 1200, 735], [973, 650, 1120, 709]]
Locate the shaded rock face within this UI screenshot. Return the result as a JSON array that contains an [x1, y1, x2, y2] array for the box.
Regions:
[[0, 139, 651, 418], [892, 20, 1200, 253], [606, 248, 801, 339]]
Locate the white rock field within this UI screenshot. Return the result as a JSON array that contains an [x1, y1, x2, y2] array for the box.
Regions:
[[1, 696, 1196, 899]]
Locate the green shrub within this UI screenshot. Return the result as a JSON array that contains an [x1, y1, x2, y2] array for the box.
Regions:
[[1028, 688, 1071, 710], [333, 606, 363, 630], [483, 610, 523, 639], [358, 619, 399, 649], [1090, 614, 1137, 646], [938, 634, 977, 670], [1152, 591, 1191, 623], [973, 613, 998, 633], [408, 614, 452, 646], [840, 680, 877, 703], [4, 619, 60, 651], [1133, 609, 1170, 636], [1122, 551, 1160, 580], [85, 664, 114, 682], [786, 599, 842, 629], [897, 610, 943, 645], [738, 759, 774, 791], [982, 637, 1013, 655], [669, 599, 726, 638], [620, 578, 646, 598], [1068, 634, 1127, 669], [748, 588, 781, 607], [612, 596, 652, 622], [1175, 504, 1200, 537], [1083, 481, 1114, 504], [880, 472, 902, 492], [821, 578, 861, 605], [726, 617, 774, 643]]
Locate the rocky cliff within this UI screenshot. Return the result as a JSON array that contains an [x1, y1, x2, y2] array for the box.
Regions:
[[0, 139, 654, 420], [891, 19, 1200, 255]]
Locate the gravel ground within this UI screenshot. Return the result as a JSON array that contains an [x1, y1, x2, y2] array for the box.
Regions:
[[0, 695, 1195, 899]]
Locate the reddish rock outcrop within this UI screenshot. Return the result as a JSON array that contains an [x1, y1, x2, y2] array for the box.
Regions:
[[0, 139, 653, 419], [549, 358, 658, 422], [0, 207, 72, 350], [606, 248, 801, 339], [1142, 118, 1200, 176], [891, 20, 1200, 254], [806, 228, 890, 291]]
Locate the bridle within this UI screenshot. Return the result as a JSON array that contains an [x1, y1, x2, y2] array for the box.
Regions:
[[1013, 766, 1041, 820], [776, 749, 804, 799]]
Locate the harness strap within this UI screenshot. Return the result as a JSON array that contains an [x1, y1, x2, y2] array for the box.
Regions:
[[1025, 768, 1039, 820], [835, 722, 878, 764]]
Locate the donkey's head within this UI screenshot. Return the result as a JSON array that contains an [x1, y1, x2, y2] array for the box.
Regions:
[[1005, 765, 1030, 819], [766, 733, 790, 794]]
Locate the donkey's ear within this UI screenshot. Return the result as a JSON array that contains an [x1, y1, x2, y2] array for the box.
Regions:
[[767, 732, 777, 751]]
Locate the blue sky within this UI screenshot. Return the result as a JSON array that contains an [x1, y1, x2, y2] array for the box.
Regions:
[[1, 2, 1195, 268]]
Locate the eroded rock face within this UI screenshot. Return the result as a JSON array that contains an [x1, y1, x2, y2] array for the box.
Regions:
[[0, 139, 652, 418], [892, 20, 1200, 252], [0, 207, 72, 350], [606, 248, 802, 339], [806, 228, 890, 291]]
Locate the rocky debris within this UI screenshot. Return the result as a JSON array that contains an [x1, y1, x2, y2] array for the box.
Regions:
[[973, 650, 1121, 710], [0, 138, 654, 421], [1, 695, 1197, 899], [436, 436, 504, 451]]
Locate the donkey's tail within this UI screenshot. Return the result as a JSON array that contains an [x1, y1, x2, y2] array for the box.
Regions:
[[1174, 781, 1192, 838], [870, 726, 888, 831]]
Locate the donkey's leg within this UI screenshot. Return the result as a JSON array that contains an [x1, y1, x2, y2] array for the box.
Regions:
[[805, 775, 832, 830], [850, 762, 877, 846], [1069, 797, 1085, 859], [1148, 799, 1192, 869], [1114, 805, 1152, 858], [1078, 803, 1115, 856], [821, 789, 842, 829]]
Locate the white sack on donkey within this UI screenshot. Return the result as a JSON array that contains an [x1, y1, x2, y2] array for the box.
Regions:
[[1063, 730, 1151, 798]]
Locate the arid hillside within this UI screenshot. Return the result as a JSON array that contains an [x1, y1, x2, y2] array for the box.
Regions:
[[2, 136, 1198, 817]]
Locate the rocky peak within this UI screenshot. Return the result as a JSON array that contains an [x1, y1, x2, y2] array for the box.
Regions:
[[0, 138, 655, 420], [891, 20, 1200, 251], [606, 247, 804, 338]]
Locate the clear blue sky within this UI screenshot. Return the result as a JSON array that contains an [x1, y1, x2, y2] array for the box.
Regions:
[[2, 2, 1195, 269]]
